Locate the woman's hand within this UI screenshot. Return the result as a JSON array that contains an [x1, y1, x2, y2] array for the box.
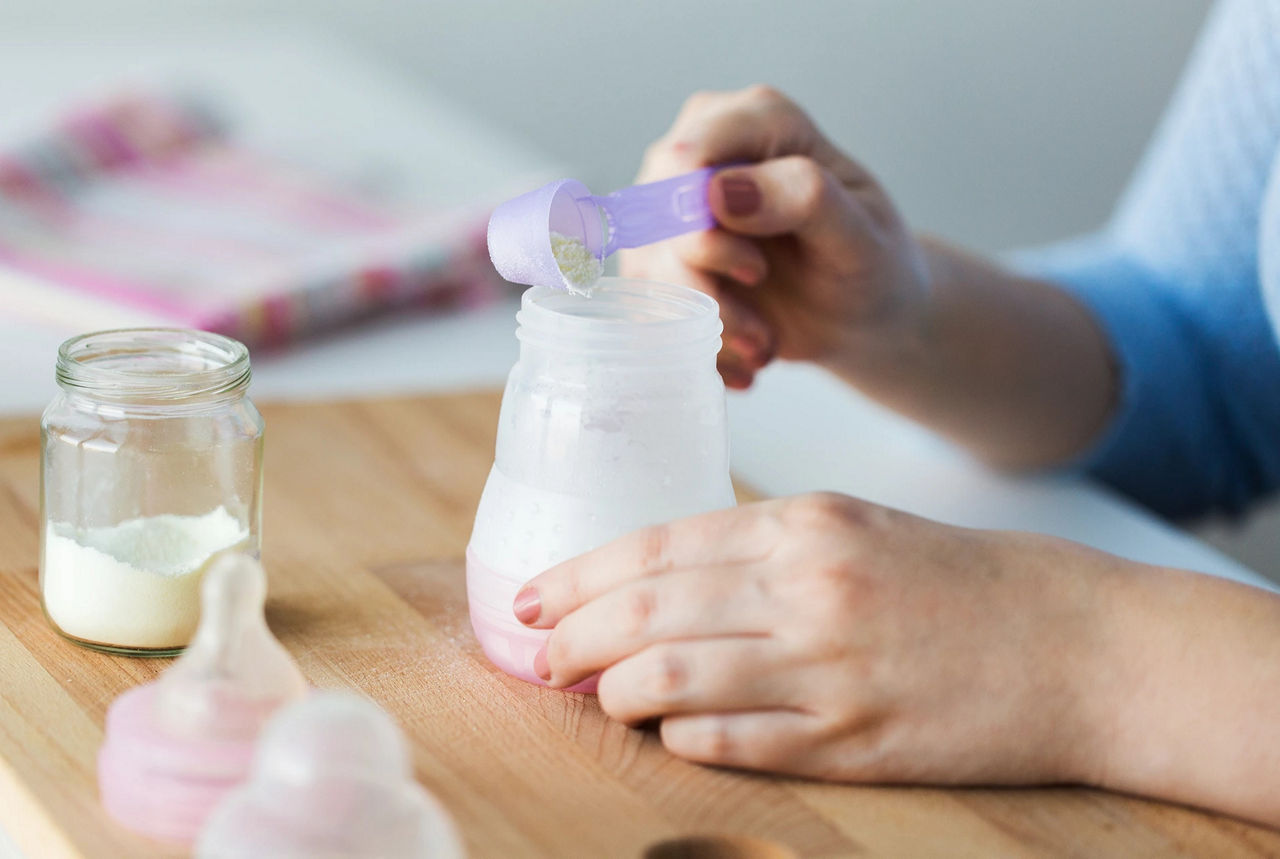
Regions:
[[512, 493, 1122, 785], [513, 494, 1280, 825], [621, 86, 932, 389], [624, 86, 1117, 469]]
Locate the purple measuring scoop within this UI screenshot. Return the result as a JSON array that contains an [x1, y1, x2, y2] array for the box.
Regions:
[[487, 168, 718, 290]]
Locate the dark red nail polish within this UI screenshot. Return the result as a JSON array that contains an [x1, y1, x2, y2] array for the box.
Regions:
[[533, 644, 551, 682], [719, 176, 761, 217], [729, 333, 762, 359], [730, 264, 763, 285], [513, 588, 541, 624]]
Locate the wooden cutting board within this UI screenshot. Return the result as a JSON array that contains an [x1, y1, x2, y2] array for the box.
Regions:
[[0, 391, 1276, 858]]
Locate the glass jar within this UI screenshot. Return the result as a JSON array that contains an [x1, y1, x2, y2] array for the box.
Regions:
[[467, 278, 737, 690], [39, 329, 264, 656]]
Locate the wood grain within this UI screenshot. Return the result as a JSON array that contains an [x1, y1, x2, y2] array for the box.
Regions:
[[0, 391, 1276, 858]]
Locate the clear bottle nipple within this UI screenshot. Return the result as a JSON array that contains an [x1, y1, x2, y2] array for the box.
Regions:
[[196, 692, 466, 858], [154, 551, 307, 741], [97, 551, 308, 845]]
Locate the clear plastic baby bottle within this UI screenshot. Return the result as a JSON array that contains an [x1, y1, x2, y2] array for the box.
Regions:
[[467, 277, 736, 690]]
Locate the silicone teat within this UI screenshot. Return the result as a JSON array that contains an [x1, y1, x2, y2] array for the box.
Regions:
[[97, 552, 307, 845], [156, 551, 308, 741], [195, 692, 465, 859], [487, 168, 716, 292]]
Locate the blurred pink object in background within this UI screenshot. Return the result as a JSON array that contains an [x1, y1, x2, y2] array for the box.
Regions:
[[0, 91, 503, 347]]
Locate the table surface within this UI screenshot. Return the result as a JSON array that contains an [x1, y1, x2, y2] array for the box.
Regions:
[[2, 391, 1279, 859]]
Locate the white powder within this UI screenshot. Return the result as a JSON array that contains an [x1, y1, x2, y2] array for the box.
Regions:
[[42, 507, 249, 649], [550, 231, 603, 294]]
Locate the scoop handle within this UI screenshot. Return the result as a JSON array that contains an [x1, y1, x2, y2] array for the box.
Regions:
[[594, 167, 717, 254]]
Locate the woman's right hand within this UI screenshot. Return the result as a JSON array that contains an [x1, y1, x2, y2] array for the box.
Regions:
[[621, 86, 932, 389]]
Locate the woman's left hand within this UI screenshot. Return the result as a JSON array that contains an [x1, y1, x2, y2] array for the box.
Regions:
[[513, 492, 1127, 785]]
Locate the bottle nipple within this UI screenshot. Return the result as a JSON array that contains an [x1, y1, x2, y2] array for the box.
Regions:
[[97, 551, 308, 845], [154, 551, 307, 741], [196, 692, 465, 859]]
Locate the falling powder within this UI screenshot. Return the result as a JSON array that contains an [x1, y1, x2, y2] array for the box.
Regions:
[[550, 231, 603, 294], [42, 507, 249, 649]]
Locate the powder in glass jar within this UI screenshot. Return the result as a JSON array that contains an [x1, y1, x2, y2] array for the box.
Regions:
[[42, 506, 249, 649]]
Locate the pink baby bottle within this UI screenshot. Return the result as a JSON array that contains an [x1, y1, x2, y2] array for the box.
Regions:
[[466, 278, 737, 691], [96, 552, 308, 844]]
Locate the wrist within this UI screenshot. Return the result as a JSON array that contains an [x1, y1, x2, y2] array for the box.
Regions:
[[1042, 544, 1149, 786], [1056, 558, 1280, 822], [818, 233, 943, 381], [984, 538, 1280, 825], [987, 534, 1138, 785]]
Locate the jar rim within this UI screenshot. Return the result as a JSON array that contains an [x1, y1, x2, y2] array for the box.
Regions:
[[56, 328, 251, 403], [517, 278, 722, 352]]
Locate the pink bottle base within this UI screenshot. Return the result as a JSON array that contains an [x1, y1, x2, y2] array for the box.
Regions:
[[98, 684, 256, 844], [467, 548, 598, 694]]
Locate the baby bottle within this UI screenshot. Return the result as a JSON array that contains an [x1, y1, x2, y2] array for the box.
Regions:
[[467, 277, 736, 690], [195, 692, 465, 858], [97, 553, 308, 844]]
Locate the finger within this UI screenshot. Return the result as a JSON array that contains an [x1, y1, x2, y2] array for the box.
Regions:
[[646, 86, 870, 190], [718, 321, 775, 388], [717, 296, 774, 372], [715, 279, 776, 369], [542, 568, 774, 689], [597, 638, 802, 724], [635, 89, 745, 181], [613, 256, 774, 376], [660, 709, 828, 775], [613, 235, 776, 364], [670, 229, 768, 287], [709, 157, 864, 246], [518, 501, 783, 627], [717, 347, 755, 391], [626, 255, 773, 355]]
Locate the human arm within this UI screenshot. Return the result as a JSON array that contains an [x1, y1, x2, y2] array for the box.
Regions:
[[514, 494, 1280, 826], [630, 0, 1280, 515]]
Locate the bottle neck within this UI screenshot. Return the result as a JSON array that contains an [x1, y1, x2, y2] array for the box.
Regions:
[[56, 328, 251, 413], [514, 279, 723, 369]]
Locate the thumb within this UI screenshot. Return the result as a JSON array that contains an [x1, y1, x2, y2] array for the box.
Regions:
[[709, 156, 860, 245]]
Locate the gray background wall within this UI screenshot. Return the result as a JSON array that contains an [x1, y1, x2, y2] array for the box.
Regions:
[[5, 0, 1274, 576]]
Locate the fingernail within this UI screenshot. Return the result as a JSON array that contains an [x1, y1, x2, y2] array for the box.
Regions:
[[721, 368, 752, 389], [533, 644, 551, 682], [729, 334, 765, 363], [730, 264, 763, 285], [719, 175, 761, 217], [513, 588, 541, 625]]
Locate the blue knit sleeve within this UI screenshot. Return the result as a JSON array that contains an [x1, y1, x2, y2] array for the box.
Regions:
[[1009, 239, 1233, 517], [1006, 0, 1280, 518]]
